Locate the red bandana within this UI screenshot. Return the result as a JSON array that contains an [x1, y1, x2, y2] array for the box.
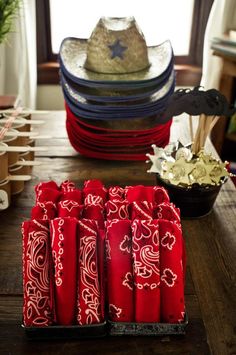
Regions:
[[22, 219, 54, 326], [50, 217, 78, 325], [77, 219, 102, 325], [106, 220, 134, 322], [159, 219, 185, 323], [131, 219, 160, 323]]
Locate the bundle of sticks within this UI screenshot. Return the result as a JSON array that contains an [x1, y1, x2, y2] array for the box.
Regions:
[[189, 114, 220, 155]]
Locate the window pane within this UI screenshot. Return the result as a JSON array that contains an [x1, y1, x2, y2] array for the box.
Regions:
[[50, 0, 194, 56]]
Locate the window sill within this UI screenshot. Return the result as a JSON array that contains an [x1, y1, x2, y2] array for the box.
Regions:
[[38, 62, 202, 87]]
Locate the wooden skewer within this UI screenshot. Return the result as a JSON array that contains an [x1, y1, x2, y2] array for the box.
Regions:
[[202, 115, 215, 146], [3, 131, 39, 138], [209, 116, 220, 131], [15, 160, 42, 166], [7, 175, 32, 181], [3, 131, 51, 139], [188, 115, 194, 142], [28, 135, 52, 140], [192, 114, 203, 154], [0, 118, 45, 125], [0, 109, 49, 115], [0, 146, 48, 152]]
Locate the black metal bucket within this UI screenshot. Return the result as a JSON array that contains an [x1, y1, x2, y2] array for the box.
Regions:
[[156, 174, 225, 218]]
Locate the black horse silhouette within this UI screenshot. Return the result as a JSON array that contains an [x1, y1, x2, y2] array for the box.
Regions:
[[159, 86, 235, 120]]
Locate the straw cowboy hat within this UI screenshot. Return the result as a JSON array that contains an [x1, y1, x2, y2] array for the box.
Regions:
[[59, 17, 174, 83]]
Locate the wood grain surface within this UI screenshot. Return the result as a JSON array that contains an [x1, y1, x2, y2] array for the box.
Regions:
[[0, 112, 235, 354]]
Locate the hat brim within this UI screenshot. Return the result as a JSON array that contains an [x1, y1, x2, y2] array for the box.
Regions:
[[62, 70, 175, 111], [59, 37, 174, 83]]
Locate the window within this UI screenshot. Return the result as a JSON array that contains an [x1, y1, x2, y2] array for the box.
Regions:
[[36, 0, 214, 85]]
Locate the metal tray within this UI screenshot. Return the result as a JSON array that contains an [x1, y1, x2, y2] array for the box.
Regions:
[[22, 321, 107, 339], [108, 314, 188, 336], [22, 314, 188, 338]]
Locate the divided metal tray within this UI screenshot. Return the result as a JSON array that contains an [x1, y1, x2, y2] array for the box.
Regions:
[[22, 314, 188, 339]]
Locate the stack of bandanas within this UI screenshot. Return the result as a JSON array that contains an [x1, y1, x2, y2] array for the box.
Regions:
[[22, 179, 186, 327], [59, 17, 175, 160]]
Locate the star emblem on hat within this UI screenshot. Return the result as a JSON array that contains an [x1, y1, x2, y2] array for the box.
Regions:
[[108, 39, 127, 59]]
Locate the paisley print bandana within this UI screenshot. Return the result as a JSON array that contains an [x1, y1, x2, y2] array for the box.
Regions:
[[125, 185, 156, 203], [22, 219, 54, 326], [106, 219, 134, 322], [159, 219, 185, 323], [60, 189, 82, 204], [58, 200, 83, 218], [105, 199, 129, 220], [131, 219, 160, 322], [50, 217, 78, 325], [108, 186, 125, 201], [83, 204, 104, 229], [31, 201, 57, 220], [130, 201, 154, 220], [77, 219, 102, 325], [153, 186, 170, 204], [155, 202, 180, 223]]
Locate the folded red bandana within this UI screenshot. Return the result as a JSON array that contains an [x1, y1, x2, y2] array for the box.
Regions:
[[108, 186, 125, 201], [36, 188, 62, 204], [31, 202, 57, 220], [60, 190, 82, 204], [60, 180, 76, 192], [105, 200, 129, 220], [159, 219, 185, 323], [154, 186, 170, 204], [84, 179, 104, 188], [83, 185, 107, 204], [22, 219, 54, 326], [131, 219, 160, 323], [58, 200, 83, 218], [130, 201, 154, 220], [155, 202, 180, 223], [125, 185, 156, 203], [50, 217, 78, 325], [35, 181, 59, 195], [106, 220, 134, 322], [77, 219, 102, 325], [83, 204, 104, 229]]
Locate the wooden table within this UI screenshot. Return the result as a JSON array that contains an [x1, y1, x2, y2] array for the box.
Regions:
[[0, 112, 236, 355], [211, 51, 236, 157]]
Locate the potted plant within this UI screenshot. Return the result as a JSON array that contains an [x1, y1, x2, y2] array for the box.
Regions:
[[0, 0, 21, 44]]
